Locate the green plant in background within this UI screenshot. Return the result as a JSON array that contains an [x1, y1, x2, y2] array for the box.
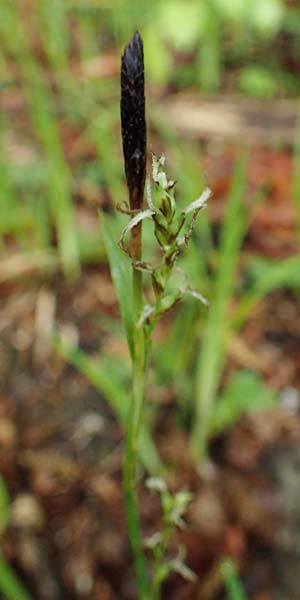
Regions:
[[148, 134, 291, 459], [238, 65, 280, 98], [0, 1, 80, 277], [221, 558, 248, 600], [2, 2, 300, 596], [1, 0, 300, 276], [54, 334, 162, 475], [144, 0, 288, 93], [0, 477, 32, 600], [0, 1, 120, 273], [191, 153, 248, 459], [209, 370, 277, 436]]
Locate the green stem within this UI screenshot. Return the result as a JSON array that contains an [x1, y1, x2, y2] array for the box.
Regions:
[[123, 236, 149, 598]]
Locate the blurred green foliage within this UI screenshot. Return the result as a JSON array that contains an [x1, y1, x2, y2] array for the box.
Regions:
[[1, 0, 300, 273], [221, 558, 248, 600], [1, 1, 299, 592], [0, 478, 32, 600], [0, 0, 299, 452]]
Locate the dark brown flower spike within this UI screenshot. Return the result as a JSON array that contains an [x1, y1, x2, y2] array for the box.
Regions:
[[121, 31, 147, 212]]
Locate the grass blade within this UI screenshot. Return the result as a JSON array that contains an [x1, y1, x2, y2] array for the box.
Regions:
[[54, 336, 162, 475], [191, 153, 248, 459], [0, 554, 32, 600], [210, 370, 277, 435], [232, 255, 300, 330], [0, 3, 79, 277], [0, 477, 9, 536], [221, 558, 248, 600], [101, 213, 134, 357]]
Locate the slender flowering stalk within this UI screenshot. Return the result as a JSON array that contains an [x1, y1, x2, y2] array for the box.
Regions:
[[119, 31, 210, 600], [121, 31, 149, 599]]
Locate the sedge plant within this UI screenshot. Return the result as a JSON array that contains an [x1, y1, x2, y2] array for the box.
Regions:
[[112, 32, 210, 598]]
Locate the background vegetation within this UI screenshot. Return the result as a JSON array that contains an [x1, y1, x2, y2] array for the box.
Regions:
[[0, 1, 300, 599]]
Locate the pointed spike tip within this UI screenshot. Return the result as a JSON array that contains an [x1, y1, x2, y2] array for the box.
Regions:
[[122, 31, 143, 77]]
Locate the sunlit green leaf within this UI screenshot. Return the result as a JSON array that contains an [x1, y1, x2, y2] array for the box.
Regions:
[[239, 66, 278, 99], [250, 0, 284, 35], [158, 0, 203, 51]]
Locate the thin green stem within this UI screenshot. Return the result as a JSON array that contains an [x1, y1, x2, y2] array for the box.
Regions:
[[123, 222, 149, 599]]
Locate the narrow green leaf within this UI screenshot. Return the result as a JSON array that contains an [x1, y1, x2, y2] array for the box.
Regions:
[[39, 0, 69, 67], [0, 477, 9, 536], [0, 553, 32, 600], [101, 213, 134, 357], [221, 558, 248, 600], [197, 7, 221, 92], [233, 255, 300, 330], [0, 2, 79, 277], [53, 336, 162, 475], [192, 153, 248, 459]]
